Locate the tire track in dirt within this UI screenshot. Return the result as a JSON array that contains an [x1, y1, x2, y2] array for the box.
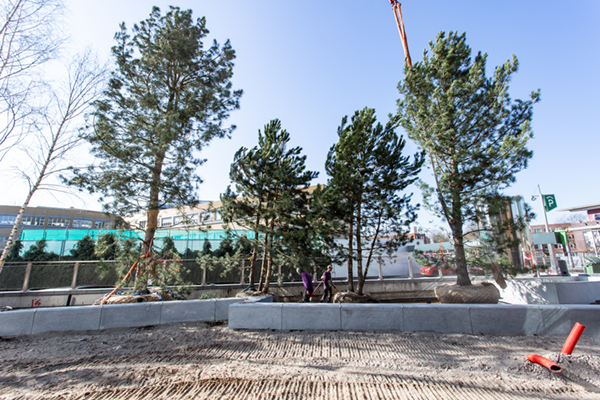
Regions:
[[2, 328, 598, 399], [40, 377, 597, 400]]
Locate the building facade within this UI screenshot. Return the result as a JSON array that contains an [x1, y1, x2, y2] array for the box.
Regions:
[[0, 205, 120, 251]]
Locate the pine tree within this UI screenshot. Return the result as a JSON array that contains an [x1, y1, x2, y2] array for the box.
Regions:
[[201, 239, 212, 256], [68, 7, 242, 292], [221, 119, 318, 293], [397, 31, 539, 286], [160, 237, 179, 258], [69, 235, 96, 260], [326, 108, 423, 295], [22, 239, 59, 261], [95, 233, 118, 260], [6, 240, 23, 262]]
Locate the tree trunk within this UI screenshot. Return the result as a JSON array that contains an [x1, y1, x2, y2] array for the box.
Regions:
[[249, 240, 257, 286], [0, 189, 36, 271], [356, 204, 364, 295], [136, 157, 163, 293], [452, 219, 471, 286], [257, 233, 268, 291], [0, 127, 59, 271], [136, 208, 158, 293], [363, 211, 383, 284], [262, 219, 276, 294], [346, 217, 354, 292]]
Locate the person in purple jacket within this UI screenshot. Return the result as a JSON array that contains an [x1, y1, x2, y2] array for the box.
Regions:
[[297, 268, 314, 302], [320, 265, 336, 303]]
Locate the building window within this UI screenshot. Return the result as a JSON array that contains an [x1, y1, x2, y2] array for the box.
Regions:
[[21, 215, 45, 226], [139, 221, 146, 228], [161, 217, 172, 227], [534, 244, 543, 250], [0, 215, 16, 225], [173, 215, 184, 225], [47, 217, 70, 227], [188, 214, 198, 224], [553, 244, 563, 249], [95, 220, 113, 230], [72, 219, 93, 228], [569, 243, 576, 249], [567, 234, 575, 240], [214, 209, 221, 222], [200, 212, 213, 223], [533, 228, 544, 233]]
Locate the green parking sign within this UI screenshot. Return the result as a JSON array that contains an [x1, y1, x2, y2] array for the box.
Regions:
[[543, 194, 557, 212]]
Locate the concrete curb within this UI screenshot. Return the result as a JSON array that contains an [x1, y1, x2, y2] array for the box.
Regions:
[[0, 296, 272, 337], [229, 303, 600, 337]]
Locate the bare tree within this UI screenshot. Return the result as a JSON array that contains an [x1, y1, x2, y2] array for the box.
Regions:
[[0, 0, 64, 163], [554, 212, 587, 224], [0, 51, 106, 271]]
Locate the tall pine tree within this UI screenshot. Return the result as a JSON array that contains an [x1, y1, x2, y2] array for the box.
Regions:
[[325, 108, 423, 295], [397, 32, 539, 286], [68, 7, 242, 292], [221, 119, 318, 293]]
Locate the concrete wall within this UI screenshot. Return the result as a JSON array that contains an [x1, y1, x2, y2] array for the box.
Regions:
[[229, 303, 600, 337], [0, 296, 271, 337], [0, 278, 454, 309], [2, 276, 599, 311], [499, 279, 600, 305]]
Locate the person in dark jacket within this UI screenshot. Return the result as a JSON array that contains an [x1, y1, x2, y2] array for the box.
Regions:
[[320, 265, 336, 303], [297, 268, 314, 302]]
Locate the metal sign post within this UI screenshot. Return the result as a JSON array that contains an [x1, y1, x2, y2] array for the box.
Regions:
[[538, 185, 557, 273]]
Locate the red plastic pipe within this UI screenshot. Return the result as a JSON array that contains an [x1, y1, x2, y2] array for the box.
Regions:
[[561, 322, 586, 355], [526, 354, 562, 373]]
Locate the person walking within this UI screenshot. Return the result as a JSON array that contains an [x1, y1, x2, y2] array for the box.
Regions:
[[320, 265, 336, 303], [297, 268, 314, 302]]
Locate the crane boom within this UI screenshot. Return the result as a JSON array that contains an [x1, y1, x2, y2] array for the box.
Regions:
[[390, 1, 412, 67]]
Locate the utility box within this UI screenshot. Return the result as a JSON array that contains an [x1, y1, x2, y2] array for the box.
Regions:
[[557, 260, 570, 276], [584, 256, 600, 274], [584, 264, 600, 274]]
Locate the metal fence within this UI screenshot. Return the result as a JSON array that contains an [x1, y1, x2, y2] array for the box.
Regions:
[[0, 259, 301, 292]]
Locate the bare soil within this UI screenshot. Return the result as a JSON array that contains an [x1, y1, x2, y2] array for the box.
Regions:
[[1, 322, 599, 399]]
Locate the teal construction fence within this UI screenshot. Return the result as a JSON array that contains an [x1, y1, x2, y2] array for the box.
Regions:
[[18, 229, 255, 257]]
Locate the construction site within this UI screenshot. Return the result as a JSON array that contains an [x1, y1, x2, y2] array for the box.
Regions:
[[1, 1, 600, 399]]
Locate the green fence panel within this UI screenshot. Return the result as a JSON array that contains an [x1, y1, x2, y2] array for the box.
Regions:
[[45, 241, 63, 255], [66, 230, 92, 241], [45, 230, 68, 240], [0, 264, 27, 291], [76, 262, 120, 288], [20, 230, 46, 240], [28, 263, 74, 290]]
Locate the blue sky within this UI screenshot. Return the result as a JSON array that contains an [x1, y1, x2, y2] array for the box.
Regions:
[[6, 0, 599, 227]]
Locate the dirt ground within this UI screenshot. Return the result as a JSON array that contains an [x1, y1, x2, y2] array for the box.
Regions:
[[1, 322, 599, 400]]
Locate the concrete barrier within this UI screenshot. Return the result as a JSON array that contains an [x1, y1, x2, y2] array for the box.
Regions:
[[229, 303, 282, 330], [229, 302, 600, 337], [541, 305, 600, 337], [32, 306, 102, 334], [403, 304, 472, 334], [341, 304, 403, 331], [0, 309, 36, 336], [555, 281, 600, 304], [160, 299, 216, 325], [469, 305, 545, 335], [3, 295, 599, 338], [282, 304, 341, 331], [0, 296, 258, 337]]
